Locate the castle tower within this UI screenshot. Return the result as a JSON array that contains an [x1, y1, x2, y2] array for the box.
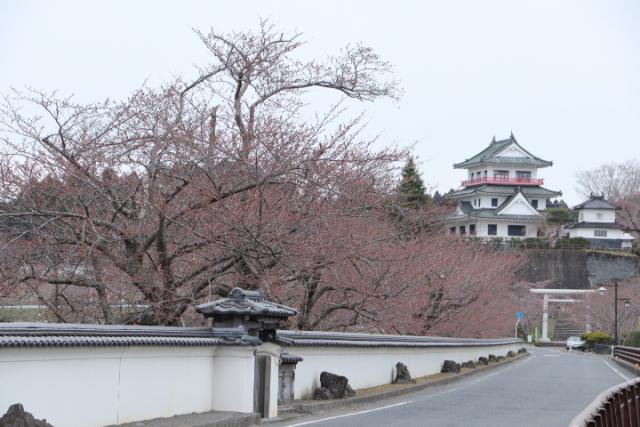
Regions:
[[445, 133, 561, 238]]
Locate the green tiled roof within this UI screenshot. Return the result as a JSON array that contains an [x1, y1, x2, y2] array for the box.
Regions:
[[445, 185, 562, 199], [453, 134, 553, 169], [448, 209, 542, 221]]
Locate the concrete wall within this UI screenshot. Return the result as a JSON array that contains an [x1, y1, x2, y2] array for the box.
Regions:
[[287, 343, 522, 399], [0, 345, 255, 427], [586, 251, 640, 285], [518, 250, 639, 289]]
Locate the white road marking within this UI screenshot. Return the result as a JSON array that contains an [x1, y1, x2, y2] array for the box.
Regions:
[[285, 355, 537, 426], [284, 401, 411, 427], [543, 354, 561, 358], [603, 360, 631, 381], [411, 355, 536, 402]]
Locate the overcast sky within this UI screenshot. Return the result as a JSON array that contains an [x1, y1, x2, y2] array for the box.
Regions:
[[1, 0, 639, 204]]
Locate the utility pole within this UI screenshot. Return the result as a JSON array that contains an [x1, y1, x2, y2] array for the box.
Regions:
[[614, 281, 619, 346]]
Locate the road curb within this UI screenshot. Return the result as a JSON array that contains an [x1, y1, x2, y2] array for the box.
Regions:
[[110, 411, 260, 427], [287, 352, 529, 415]]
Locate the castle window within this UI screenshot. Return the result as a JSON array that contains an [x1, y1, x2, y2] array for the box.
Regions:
[[460, 225, 466, 235], [469, 224, 476, 235], [488, 224, 497, 235], [508, 225, 526, 236], [450, 227, 456, 234], [594, 230, 607, 237], [531, 199, 538, 209], [491, 198, 498, 207], [596, 213, 603, 220], [494, 170, 509, 179], [516, 171, 531, 179]]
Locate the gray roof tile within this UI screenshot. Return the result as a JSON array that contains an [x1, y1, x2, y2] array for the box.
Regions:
[[196, 288, 297, 319], [276, 330, 519, 348], [0, 322, 255, 347], [0, 335, 225, 348], [574, 195, 620, 210]]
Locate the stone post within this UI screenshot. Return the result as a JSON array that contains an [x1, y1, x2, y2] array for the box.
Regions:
[[540, 293, 550, 342]]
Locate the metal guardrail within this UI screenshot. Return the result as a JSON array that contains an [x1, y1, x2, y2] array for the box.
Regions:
[[614, 346, 640, 367], [569, 377, 640, 427]]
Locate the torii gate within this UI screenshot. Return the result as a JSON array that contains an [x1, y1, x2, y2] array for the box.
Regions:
[[530, 288, 599, 342]]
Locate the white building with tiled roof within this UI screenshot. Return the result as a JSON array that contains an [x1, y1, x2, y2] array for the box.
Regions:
[[564, 194, 634, 249], [445, 133, 561, 239]]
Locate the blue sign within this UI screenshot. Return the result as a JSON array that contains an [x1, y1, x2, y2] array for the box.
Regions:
[[516, 311, 525, 320]]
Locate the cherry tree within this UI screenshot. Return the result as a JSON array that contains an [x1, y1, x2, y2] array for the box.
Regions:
[[0, 21, 532, 337], [0, 21, 403, 325]]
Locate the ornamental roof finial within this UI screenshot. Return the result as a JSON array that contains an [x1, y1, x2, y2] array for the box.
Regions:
[[510, 131, 516, 141], [491, 135, 496, 143]]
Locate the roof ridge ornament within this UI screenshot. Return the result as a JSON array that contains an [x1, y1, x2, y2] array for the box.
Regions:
[[196, 287, 297, 342], [510, 131, 516, 141]]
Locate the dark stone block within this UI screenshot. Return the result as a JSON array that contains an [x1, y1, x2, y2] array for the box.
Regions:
[[441, 360, 460, 373], [477, 357, 489, 365], [518, 347, 527, 354], [593, 343, 611, 354], [312, 371, 356, 400], [312, 387, 332, 400], [393, 362, 416, 384], [0, 404, 54, 427], [507, 351, 516, 358], [461, 360, 476, 369], [488, 354, 498, 362]]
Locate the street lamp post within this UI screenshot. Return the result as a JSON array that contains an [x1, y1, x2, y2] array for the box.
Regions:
[[597, 281, 631, 346]]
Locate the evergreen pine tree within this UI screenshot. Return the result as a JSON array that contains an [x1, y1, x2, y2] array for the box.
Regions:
[[433, 190, 443, 204], [398, 157, 429, 208]]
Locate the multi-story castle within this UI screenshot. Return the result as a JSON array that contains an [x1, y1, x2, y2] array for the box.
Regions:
[[445, 133, 561, 239]]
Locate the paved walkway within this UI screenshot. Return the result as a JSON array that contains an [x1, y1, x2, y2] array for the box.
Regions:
[[268, 347, 634, 427]]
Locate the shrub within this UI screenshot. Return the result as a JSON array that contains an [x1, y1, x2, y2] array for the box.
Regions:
[[624, 330, 640, 348], [509, 238, 525, 248], [523, 237, 550, 249], [555, 237, 590, 250], [581, 331, 612, 350]]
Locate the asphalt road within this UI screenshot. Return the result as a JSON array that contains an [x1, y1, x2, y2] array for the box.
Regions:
[[272, 347, 634, 427]]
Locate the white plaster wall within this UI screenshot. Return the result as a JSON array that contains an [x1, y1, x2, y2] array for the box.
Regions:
[[458, 221, 539, 238], [0, 345, 255, 427], [492, 222, 539, 238], [478, 196, 506, 208], [211, 347, 256, 414], [498, 195, 538, 216], [475, 220, 489, 237], [580, 209, 616, 223], [290, 343, 522, 399], [466, 196, 543, 211], [569, 227, 625, 239]]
